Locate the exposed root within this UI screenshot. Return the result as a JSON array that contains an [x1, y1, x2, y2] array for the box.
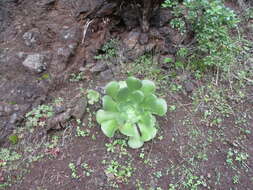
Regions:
[[81, 19, 94, 44]]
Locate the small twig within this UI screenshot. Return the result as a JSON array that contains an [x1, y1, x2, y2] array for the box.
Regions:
[[81, 19, 94, 44], [41, 168, 48, 185], [215, 66, 219, 86], [61, 126, 70, 147], [147, 139, 154, 162], [228, 66, 233, 91], [232, 74, 253, 83]]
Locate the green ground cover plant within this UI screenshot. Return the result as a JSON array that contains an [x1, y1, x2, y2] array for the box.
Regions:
[[25, 105, 54, 128], [163, 0, 240, 71]]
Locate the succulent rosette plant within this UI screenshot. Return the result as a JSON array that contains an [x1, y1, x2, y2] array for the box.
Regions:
[[96, 77, 167, 148]]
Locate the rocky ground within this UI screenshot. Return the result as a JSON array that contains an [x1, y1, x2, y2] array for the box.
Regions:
[[0, 0, 177, 143]]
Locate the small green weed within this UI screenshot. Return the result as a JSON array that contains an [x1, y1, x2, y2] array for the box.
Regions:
[[105, 139, 127, 154], [193, 85, 232, 127], [68, 162, 79, 179], [153, 171, 163, 179], [183, 172, 205, 190], [45, 135, 59, 149], [105, 160, 134, 183], [8, 135, 18, 145], [162, 0, 239, 71], [87, 89, 100, 105], [168, 183, 178, 190], [76, 127, 90, 137], [25, 105, 54, 128], [81, 162, 93, 177], [226, 148, 249, 166], [38, 73, 50, 80], [69, 72, 85, 82], [94, 39, 119, 60], [53, 97, 64, 106], [0, 148, 21, 166], [126, 54, 163, 82], [232, 175, 240, 184]]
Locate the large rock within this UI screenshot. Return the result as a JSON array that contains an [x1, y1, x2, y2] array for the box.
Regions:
[[246, 58, 253, 69], [99, 69, 113, 81], [123, 30, 140, 50], [0, 102, 31, 145], [183, 81, 195, 94], [90, 62, 108, 73], [50, 42, 78, 75], [46, 95, 87, 130], [22, 53, 49, 73], [122, 30, 157, 60]]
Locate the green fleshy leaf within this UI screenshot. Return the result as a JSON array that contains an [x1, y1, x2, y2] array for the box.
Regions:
[[142, 94, 158, 110], [141, 80, 155, 95], [103, 95, 118, 112], [140, 112, 156, 128], [117, 112, 128, 125], [119, 123, 139, 137], [153, 98, 168, 116], [105, 81, 120, 99], [117, 102, 129, 113], [164, 57, 173, 63], [101, 120, 118, 138], [117, 87, 130, 101], [130, 90, 144, 104], [96, 110, 118, 124], [118, 81, 127, 88], [126, 77, 142, 91], [128, 137, 144, 149], [138, 122, 157, 142], [142, 95, 167, 116]]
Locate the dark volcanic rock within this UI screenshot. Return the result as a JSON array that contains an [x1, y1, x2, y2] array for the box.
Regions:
[[0, 74, 48, 144], [0, 4, 12, 43], [151, 8, 174, 28], [183, 81, 195, 94], [46, 95, 87, 130], [120, 5, 139, 30], [99, 69, 114, 81], [0, 7, 7, 33], [139, 33, 149, 45], [90, 62, 108, 73], [123, 31, 140, 50], [0, 102, 30, 145], [23, 28, 41, 47]]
